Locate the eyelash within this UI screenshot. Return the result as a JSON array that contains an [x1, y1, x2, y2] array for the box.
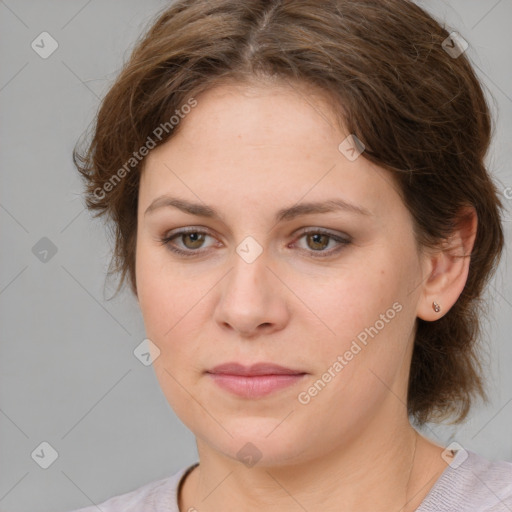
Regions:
[[158, 227, 351, 259]]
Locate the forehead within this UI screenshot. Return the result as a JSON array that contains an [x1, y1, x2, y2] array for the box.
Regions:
[[140, 82, 402, 221], [175, 80, 339, 148]]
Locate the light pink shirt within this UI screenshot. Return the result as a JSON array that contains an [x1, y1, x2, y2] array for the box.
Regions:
[[70, 450, 512, 511]]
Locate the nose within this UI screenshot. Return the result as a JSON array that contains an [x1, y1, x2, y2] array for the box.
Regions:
[[213, 249, 290, 339]]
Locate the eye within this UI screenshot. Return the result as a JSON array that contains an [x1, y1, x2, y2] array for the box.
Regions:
[[159, 227, 218, 256], [291, 229, 351, 258]]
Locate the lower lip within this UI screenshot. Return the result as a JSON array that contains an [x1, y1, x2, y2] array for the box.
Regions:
[[207, 373, 306, 398]]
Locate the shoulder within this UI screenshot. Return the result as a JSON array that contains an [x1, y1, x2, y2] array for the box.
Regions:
[[465, 451, 512, 511], [68, 464, 197, 512], [418, 449, 512, 512]]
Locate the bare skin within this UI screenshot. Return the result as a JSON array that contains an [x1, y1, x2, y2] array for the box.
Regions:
[[135, 80, 476, 512], [180, 434, 454, 511]]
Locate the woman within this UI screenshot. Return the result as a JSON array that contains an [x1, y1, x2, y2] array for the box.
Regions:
[[72, 0, 512, 510]]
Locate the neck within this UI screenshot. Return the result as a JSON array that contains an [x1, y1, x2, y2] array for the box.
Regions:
[[179, 417, 446, 512]]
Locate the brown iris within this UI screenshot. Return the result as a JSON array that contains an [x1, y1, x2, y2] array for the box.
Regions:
[[306, 233, 330, 251], [181, 232, 206, 249]]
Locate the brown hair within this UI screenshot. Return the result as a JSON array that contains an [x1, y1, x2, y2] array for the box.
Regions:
[[74, 0, 505, 425]]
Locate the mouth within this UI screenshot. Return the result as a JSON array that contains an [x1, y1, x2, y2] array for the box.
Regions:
[[205, 362, 307, 399]]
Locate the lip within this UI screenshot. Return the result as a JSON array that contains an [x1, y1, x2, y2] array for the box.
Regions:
[[206, 362, 307, 398], [208, 362, 305, 376]]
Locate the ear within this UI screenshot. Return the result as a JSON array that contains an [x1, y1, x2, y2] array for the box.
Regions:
[[416, 206, 477, 321]]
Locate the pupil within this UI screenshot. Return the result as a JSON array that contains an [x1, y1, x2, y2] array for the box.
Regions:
[[185, 232, 204, 248], [310, 234, 327, 250]]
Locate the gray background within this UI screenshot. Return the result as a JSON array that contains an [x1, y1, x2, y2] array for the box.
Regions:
[[0, 1, 511, 511]]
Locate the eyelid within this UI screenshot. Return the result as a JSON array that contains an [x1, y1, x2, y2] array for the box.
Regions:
[[289, 228, 352, 257], [160, 226, 220, 250], [292, 226, 351, 240]]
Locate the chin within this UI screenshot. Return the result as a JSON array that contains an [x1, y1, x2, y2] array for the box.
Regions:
[[196, 419, 314, 468]]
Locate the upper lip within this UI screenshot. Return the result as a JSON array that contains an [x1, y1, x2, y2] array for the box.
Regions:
[[207, 362, 306, 376]]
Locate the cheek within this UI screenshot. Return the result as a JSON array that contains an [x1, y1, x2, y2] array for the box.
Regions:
[[136, 244, 203, 418], [302, 252, 417, 397], [304, 262, 404, 345], [135, 239, 210, 375], [136, 240, 187, 334]]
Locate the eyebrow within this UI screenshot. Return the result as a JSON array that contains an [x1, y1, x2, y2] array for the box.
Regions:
[[144, 195, 372, 222]]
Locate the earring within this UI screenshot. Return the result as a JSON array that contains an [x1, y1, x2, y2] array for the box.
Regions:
[[432, 301, 441, 313]]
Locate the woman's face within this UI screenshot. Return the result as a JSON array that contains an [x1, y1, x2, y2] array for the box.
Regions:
[[136, 81, 428, 466]]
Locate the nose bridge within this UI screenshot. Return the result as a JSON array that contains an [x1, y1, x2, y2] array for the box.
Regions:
[[227, 240, 272, 305], [226, 229, 270, 289], [214, 237, 288, 336]]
